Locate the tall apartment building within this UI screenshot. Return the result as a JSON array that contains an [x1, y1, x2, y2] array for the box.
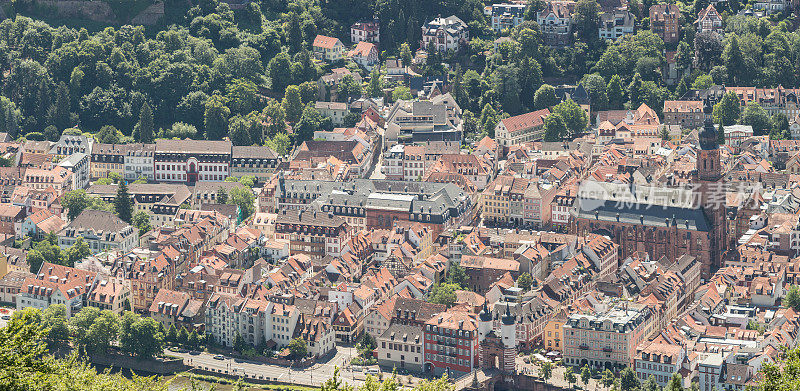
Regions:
[[423, 310, 479, 376], [649, 4, 680, 44], [491, 3, 526, 32], [274, 209, 350, 261], [563, 304, 654, 370]]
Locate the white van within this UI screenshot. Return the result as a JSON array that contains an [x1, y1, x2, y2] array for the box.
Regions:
[[365, 367, 380, 375]]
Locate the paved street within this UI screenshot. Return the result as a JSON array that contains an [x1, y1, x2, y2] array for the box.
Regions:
[[171, 346, 369, 388], [171, 345, 432, 388]]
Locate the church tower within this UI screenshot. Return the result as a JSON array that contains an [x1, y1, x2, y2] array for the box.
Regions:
[[697, 99, 722, 181], [695, 97, 727, 277]]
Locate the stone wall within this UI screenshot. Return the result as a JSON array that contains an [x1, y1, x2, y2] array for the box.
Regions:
[[91, 352, 188, 374]]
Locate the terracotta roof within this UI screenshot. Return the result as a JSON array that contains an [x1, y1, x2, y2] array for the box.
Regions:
[[349, 41, 376, 58], [313, 35, 341, 49], [500, 109, 551, 132]]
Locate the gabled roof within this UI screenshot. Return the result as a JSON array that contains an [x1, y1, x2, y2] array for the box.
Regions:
[[313, 35, 342, 49]]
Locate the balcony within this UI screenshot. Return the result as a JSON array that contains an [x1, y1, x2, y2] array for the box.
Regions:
[[579, 345, 589, 350]]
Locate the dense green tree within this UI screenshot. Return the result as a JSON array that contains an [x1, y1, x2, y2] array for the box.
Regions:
[[400, 43, 413, 66], [723, 35, 745, 85], [581, 366, 592, 388], [268, 52, 294, 93], [429, 283, 460, 306], [228, 187, 255, 221], [580, 74, 608, 110], [574, 0, 600, 46], [392, 86, 413, 101], [283, 85, 304, 123], [620, 367, 640, 391], [675, 41, 693, 72], [263, 99, 286, 139], [695, 31, 724, 71], [66, 237, 90, 265], [692, 74, 714, 90], [517, 272, 534, 291], [27, 237, 64, 272], [534, 84, 559, 110], [606, 75, 625, 109], [366, 68, 383, 98], [51, 82, 71, 131], [446, 261, 467, 288], [337, 74, 363, 102], [62, 190, 90, 221], [41, 304, 70, 348], [95, 125, 122, 144], [564, 367, 577, 389], [543, 112, 568, 141], [518, 58, 543, 110], [204, 94, 230, 140], [166, 323, 178, 344], [601, 369, 615, 390], [786, 285, 800, 310], [133, 101, 154, 143], [628, 73, 643, 108], [226, 79, 258, 114], [742, 102, 772, 136], [229, 114, 252, 146], [295, 104, 327, 143], [492, 65, 521, 115], [713, 91, 741, 126], [177, 327, 189, 347], [266, 132, 291, 156], [119, 314, 164, 359], [131, 211, 152, 237], [553, 99, 588, 136], [114, 182, 132, 223], [540, 361, 553, 384], [188, 330, 200, 350], [288, 337, 308, 359]]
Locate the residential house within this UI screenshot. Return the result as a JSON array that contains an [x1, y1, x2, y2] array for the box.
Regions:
[[664, 100, 706, 129], [537, 1, 576, 46], [563, 304, 655, 370], [420, 16, 469, 52], [90, 143, 127, 180], [58, 210, 138, 254], [148, 288, 205, 329], [649, 4, 681, 44], [599, 10, 635, 41], [491, 3, 526, 32], [351, 20, 380, 44], [0, 204, 24, 238], [50, 135, 93, 158], [124, 143, 155, 181], [86, 278, 130, 314], [695, 4, 723, 34], [313, 35, 345, 62], [0, 270, 33, 305], [18, 209, 65, 240], [58, 152, 90, 190], [17, 262, 97, 317], [315, 102, 350, 126], [377, 323, 424, 372], [348, 42, 379, 70], [154, 139, 232, 184]]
